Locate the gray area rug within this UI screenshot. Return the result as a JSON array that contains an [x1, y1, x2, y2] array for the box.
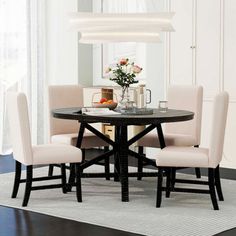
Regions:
[[0, 165, 236, 236]]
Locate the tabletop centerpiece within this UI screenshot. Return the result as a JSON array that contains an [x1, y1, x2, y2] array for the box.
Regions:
[[105, 58, 142, 109]]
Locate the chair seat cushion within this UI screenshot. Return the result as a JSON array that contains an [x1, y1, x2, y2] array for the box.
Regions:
[[138, 133, 198, 148], [51, 132, 109, 149], [32, 144, 82, 165], [156, 146, 209, 168]]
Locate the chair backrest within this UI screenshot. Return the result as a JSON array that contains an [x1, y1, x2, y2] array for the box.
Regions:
[[48, 85, 84, 137], [6, 92, 33, 165], [165, 85, 203, 145], [209, 92, 229, 168]]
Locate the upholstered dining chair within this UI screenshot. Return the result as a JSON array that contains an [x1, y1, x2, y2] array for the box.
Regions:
[[48, 85, 110, 180], [7, 92, 82, 207], [137, 85, 203, 180], [155, 92, 229, 210]]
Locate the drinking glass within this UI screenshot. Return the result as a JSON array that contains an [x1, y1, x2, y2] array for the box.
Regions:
[[159, 100, 168, 112]]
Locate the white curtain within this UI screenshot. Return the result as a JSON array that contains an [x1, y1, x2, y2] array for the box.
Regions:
[[0, 0, 47, 154]]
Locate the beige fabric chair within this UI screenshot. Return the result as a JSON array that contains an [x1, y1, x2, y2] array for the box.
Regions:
[[48, 85, 110, 179], [137, 85, 203, 179], [156, 92, 229, 210], [7, 92, 83, 207]]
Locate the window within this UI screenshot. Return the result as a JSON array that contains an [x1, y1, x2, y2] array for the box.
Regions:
[[93, 0, 147, 85], [0, 0, 28, 89], [0, 0, 46, 153], [0, 0, 28, 153]]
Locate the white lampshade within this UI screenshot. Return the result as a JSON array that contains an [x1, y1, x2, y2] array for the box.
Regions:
[[79, 32, 161, 43], [69, 12, 174, 43], [70, 12, 175, 32]]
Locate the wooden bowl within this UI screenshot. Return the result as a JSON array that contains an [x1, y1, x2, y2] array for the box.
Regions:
[[92, 102, 118, 110]]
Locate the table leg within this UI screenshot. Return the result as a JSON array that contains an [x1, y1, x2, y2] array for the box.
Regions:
[[76, 122, 86, 148], [119, 125, 129, 202], [156, 123, 166, 149]]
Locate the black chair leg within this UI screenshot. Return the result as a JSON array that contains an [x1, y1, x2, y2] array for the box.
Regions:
[[208, 168, 219, 210], [114, 152, 120, 182], [12, 160, 22, 198], [165, 168, 171, 198], [195, 168, 201, 178], [48, 164, 54, 177], [75, 163, 82, 202], [215, 165, 224, 201], [67, 163, 76, 192], [22, 166, 33, 207], [80, 149, 86, 175], [194, 146, 201, 178], [114, 126, 120, 182], [137, 146, 144, 181], [104, 146, 110, 180], [61, 164, 67, 194], [82, 149, 86, 162], [156, 168, 163, 208], [170, 167, 176, 190]]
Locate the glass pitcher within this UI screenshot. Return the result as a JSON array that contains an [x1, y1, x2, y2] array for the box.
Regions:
[[134, 84, 151, 108]]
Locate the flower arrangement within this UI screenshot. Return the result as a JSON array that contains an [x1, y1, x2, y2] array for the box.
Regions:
[[105, 58, 142, 88], [105, 58, 143, 108]]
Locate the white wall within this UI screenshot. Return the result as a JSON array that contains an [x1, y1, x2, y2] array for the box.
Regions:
[[219, 0, 236, 169], [45, 0, 93, 86], [168, 0, 236, 169], [145, 0, 166, 108], [78, 0, 93, 86], [45, 0, 78, 85]]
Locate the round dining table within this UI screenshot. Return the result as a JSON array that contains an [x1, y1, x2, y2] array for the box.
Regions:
[[52, 107, 194, 202]]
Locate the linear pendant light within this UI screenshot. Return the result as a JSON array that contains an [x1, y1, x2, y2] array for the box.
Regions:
[[79, 32, 161, 44], [69, 12, 175, 44]]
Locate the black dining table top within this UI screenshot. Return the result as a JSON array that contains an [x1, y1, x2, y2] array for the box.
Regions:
[[52, 107, 194, 126]]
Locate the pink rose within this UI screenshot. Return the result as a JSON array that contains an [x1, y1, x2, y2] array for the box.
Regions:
[[104, 67, 112, 74], [119, 58, 129, 65], [132, 65, 142, 73]]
